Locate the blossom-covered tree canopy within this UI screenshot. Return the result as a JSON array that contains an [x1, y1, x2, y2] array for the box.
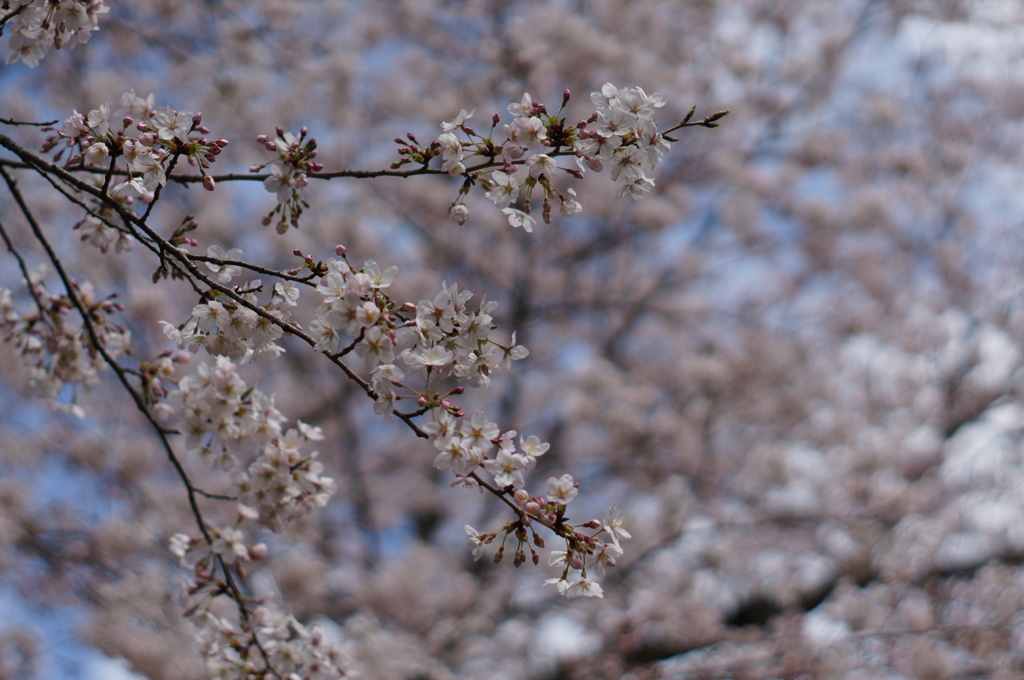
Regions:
[[1, 1, 1024, 679]]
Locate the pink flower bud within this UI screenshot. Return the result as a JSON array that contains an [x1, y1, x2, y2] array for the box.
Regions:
[[514, 489, 529, 504], [524, 501, 540, 514], [335, 245, 347, 256], [202, 175, 216, 191], [586, 157, 603, 172]]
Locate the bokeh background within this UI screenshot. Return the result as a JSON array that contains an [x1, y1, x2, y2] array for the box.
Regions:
[[3, 1, 1024, 678]]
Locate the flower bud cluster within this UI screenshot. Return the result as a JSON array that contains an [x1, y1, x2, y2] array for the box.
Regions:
[[49, 90, 227, 203], [3, 0, 108, 67], [0, 276, 129, 417], [436, 83, 667, 227], [252, 128, 322, 233], [463, 482, 631, 598]]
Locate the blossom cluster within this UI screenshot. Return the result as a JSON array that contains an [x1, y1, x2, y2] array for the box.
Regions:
[[195, 605, 343, 680], [462, 488, 631, 599], [165, 355, 335, 529], [544, 507, 631, 599], [425, 411, 547, 485], [252, 127, 322, 233], [49, 90, 227, 204], [161, 241, 628, 596], [161, 356, 342, 674], [2, 0, 108, 67], [162, 248, 294, 362], [171, 530, 344, 679], [306, 255, 528, 411], [435, 83, 669, 229], [0, 274, 130, 417]]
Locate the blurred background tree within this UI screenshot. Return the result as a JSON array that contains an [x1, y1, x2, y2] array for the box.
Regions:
[[2, 1, 1024, 678]]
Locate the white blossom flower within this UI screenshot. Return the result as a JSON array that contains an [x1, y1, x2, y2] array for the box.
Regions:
[[264, 163, 306, 203], [274, 280, 301, 307], [87, 103, 111, 137], [211, 526, 248, 563], [60, 110, 87, 138], [560, 188, 583, 216], [440, 108, 474, 133], [486, 171, 519, 208], [465, 525, 486, 560], [449, 203, 469, 224], [506, 116, 546, 149], [546, 474, 578, 505], [205, 245, 243, 283], [617, 176, 655, 200], [152, 106, 193, 143], [565, 578, 604, 599], [84, 142, 109, 166], [501, 208, 536, 232], [483, 448, 529, 489], [507, 93, 533, 118], [604, 507, 632, 547], [526, 154, 558, 179]]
